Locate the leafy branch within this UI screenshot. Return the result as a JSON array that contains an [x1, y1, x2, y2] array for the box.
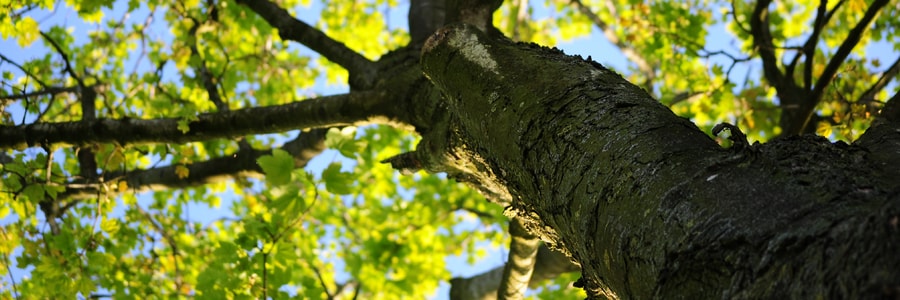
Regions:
[[860, 56, 900, 103], [236, 0, 378, 89], [568, 0, 656, 88], [804, 0, 890, 128], [749, 0, 890, 135], [750, 0, 786, 89], [56, 128, 327, 202]]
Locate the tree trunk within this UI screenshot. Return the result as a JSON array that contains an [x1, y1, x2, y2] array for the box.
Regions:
[[415, 24, 900, 299]]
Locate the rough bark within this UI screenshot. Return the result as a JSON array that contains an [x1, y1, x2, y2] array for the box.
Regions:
[[0, 91, 402, 148], [417, 23, 900, 299]]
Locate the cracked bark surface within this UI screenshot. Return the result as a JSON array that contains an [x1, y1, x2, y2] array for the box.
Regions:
[[418, 23, 900, 298]]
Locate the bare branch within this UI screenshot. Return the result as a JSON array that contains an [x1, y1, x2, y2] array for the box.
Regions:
[[0, 90, 406, 148], [236, 0, 377, 89], [2, 252, 20, 300], [750, 0, 785, 87], [0, 86, 79, 101], [785, 0, 845, 81], [184, 18, 257, 151], [805, 0, 828, 91], [728, 0, 752, 34], [39, 31, 85, 87], [187, 20, 229, 112]]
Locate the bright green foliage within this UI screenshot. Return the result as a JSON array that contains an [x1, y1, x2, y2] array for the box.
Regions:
[[1, 0, 895, 299], [495, 0, 894, 143], [257, 149, 295, 186]]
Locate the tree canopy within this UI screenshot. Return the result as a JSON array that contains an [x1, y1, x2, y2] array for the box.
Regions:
[[1, 0, 897, 299]]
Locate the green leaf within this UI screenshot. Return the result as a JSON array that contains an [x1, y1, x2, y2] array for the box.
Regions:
[[13, 17, 40, 47], [22, 184, 44, 201], [176, 112, 201, 134], [101, 218, 120, 235], [325, 127, 366, 158], [322, 162, 353, 195], [44, 184, 65, 199], [236, 233, 257, 251], [270, 184, 306, 216], [257, 149, 294, 186]]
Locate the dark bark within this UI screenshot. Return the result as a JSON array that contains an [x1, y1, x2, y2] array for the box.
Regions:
[[409, 0, 446, 46], [417, 24, 900, 299], [0, 91, 403, 148], [57, 128, 327, 201]]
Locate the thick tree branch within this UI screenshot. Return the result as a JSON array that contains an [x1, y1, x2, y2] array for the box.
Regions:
[[750, 0, 816, 135], [56, 128, 327, 202], [450, 244, 580, 300], [879, 91, 900, 124], [749, 0, 784, 87], [188, 23, 228, 112], [424, 23, 900, 298], [409, 0, 446, 46], [498, 217, 540, 299], [236, 0, 377, 89], [810, 0, 889, 101], [805, 0, 828, 91], [0, 90, 407, 148]]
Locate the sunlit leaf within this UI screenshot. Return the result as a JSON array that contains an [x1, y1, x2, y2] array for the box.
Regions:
[[322, 162, 353, 195], [257, 149, 294, 186]]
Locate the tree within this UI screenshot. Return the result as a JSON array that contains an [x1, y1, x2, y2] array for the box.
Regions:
[[1, 0, 898, 299]]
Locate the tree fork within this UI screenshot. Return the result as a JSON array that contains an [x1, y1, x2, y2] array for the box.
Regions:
[[418, 23, 900, 298]]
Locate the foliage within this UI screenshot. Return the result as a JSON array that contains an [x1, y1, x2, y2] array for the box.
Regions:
[[0, 0, 896, 298]]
